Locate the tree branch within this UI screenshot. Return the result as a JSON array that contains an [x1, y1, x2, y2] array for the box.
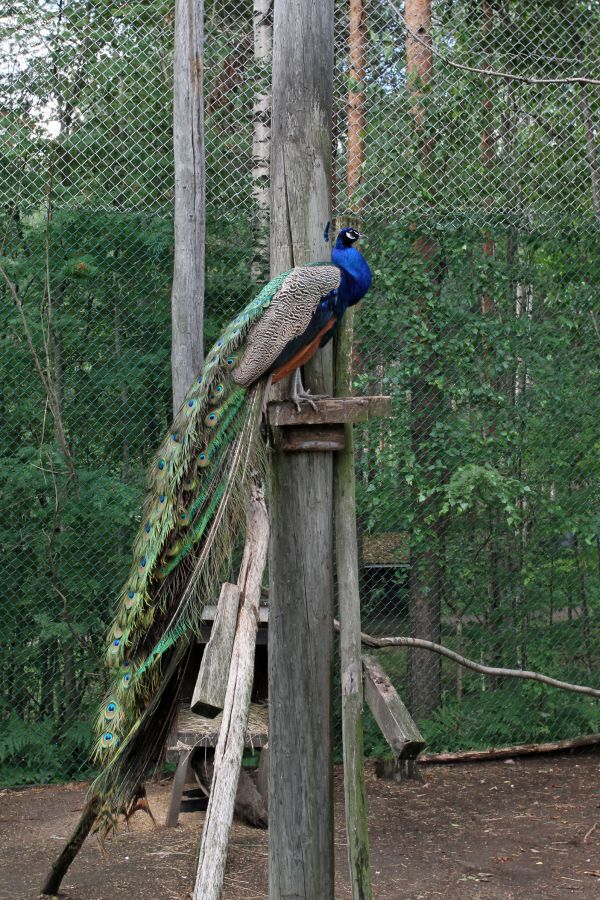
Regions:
[[0, 263, 77, 481], [387, 1, 600, 86], [333, 620, 600, 699]]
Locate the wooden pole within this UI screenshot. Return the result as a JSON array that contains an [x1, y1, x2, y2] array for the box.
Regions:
[[171, 0, 205, 413], [334, 2, 371, 895], [269, 1, 335, 897], [334, 311, 372, 899], [193, 485, 269, 900]]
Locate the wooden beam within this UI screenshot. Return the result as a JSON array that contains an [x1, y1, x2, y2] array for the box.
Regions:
[[191, 582, 240, 717], [334, 316, 372, 897], [193, 485, 269, 900], [268, 395, 392, 427], [276, 423, 346, 452], [362, 653, 425, 758]]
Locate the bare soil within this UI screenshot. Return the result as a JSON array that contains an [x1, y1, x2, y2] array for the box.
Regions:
[[1, 750, 599, 899]]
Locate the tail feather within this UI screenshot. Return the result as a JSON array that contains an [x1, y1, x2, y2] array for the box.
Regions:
[[89, 274, 288, 823]]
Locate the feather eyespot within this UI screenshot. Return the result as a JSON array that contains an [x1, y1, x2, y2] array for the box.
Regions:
[[209, 384, 225, 404], [197, 451, 209, 468], [122, 673, 131, 688], [158, 459, 165, 470], [101, 731, 118, 749], [159, 494, 165, 503], [225, 356, 238, 369], [104, 701, 118, 720], [171, 432, 179, 442], [145, 522, 151, 534], [188, 399, 195, 407], [112, 639, 121, 648], [205, 411, 219, 427], [197, 375, 203, 384]]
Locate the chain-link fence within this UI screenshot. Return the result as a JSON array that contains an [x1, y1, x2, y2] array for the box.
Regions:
[[1, 0, 599, 785]]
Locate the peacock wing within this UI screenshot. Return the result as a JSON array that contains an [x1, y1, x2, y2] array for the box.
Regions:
[[232, 265, 340, 386]]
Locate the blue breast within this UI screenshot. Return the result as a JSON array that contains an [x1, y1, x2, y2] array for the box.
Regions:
[[332, 246, 372, 309]]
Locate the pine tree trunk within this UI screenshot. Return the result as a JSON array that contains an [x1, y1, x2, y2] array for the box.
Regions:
[[405, 0, 444, 719]]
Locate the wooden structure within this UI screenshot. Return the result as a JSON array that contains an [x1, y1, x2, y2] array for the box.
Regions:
[[165, 704, 268, 827], [362, 653, 425, 781], [193, 485, 269, 900], [268, 2, 337, 896]]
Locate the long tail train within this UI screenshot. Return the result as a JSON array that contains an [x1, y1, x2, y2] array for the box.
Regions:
[[88, 276, 285, 829]]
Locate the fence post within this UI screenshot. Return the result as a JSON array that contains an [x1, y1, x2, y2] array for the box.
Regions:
[[268, 0, 335, 897]]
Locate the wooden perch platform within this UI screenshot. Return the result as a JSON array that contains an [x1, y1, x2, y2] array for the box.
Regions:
[[268, 396, 392, 452], [268, 395, 392, 427]]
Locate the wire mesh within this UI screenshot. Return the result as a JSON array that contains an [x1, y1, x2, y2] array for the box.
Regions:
[[1, 0, 599, 785]]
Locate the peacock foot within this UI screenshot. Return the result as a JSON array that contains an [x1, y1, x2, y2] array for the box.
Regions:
[[290, 368, 328, 412]]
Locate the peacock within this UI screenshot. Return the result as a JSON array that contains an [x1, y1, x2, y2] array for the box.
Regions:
[[90, 226, 372, 830]]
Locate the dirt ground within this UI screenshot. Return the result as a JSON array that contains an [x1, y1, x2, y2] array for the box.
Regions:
[[1, 750, 599, 900]]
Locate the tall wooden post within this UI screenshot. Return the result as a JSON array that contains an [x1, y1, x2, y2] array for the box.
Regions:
[[268, 1, 335, 897], [171, 0, 205, 413]]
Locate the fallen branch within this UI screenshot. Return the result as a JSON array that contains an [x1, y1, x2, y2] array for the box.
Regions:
[[333, 620, 600, 699], [420, 733, 600, 764]]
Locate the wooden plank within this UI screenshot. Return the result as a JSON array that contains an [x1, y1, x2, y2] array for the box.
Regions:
[[268, 395, 392, 427], [278, 423, 346, 452], [362, 653, 426, 758], [193, 485, 269, 900], [191, 582, 240, 717], [256, 743, 269, 808], [269, 1, 336, 896], [165, 749, 193, 827], [334, 308, 372, 898]]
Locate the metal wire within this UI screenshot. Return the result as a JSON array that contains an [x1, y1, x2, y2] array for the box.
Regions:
[[0, 0, 598, 784]]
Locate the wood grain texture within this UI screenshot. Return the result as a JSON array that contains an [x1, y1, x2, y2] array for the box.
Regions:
[[269, 3, 335, 894], [171, 0, 205, 413], [193, 486, 269, 900], [362, 653, 425, 758], [277, 424, 346, 452], [268, 395, 392, 426], [334, 309, 373, 899], [191, 582, 240, 717]]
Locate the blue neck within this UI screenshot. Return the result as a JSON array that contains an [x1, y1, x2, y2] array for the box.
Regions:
[[331, 243, 372, 309]]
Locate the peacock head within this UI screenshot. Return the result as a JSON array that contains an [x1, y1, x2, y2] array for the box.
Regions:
[[335, 226, 364, 249]]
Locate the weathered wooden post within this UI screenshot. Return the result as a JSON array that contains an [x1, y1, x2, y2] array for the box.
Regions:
[[268, 0, 336, 896], [171, 0, 205, 413]]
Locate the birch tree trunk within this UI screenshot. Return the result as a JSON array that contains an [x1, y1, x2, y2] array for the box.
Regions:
[[171, 0, 205, 414], [269, 2, 335, 896], [251, 0, 272, 282]]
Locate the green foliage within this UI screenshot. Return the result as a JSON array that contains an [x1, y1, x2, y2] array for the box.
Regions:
[[3, 0, 600, 785]]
